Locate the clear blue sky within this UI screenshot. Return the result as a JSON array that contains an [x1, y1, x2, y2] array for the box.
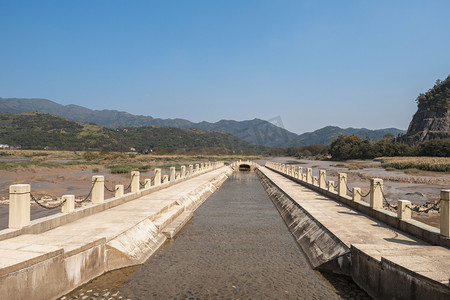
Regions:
[[1, 0, 449, 134]]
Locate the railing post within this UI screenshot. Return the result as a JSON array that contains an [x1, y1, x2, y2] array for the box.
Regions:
[[115, 185, 124, 197], [398, 200, 411, 220], [319, 170, 326, 189], [61, 195, 75, 213], [302, 173, 307, 181], [154, 169, 161, 186], [131, 171, 140, 193], [189, 165, 193, 176], [181, 165, 186, 178], [307, 168, 312, 184], [370, 178, 383, 209], [162, 175, 169, 184], [328, 181, 334, 192], [9, 184, 30, 229], [352, 188, 361, 201], [440, 190, 450, 237], [313, 176, 318, 186], [92, 175, 104, 204], [298, 167, 303, 179], [176, 173, 180, 180], [170, 167, 176, 182], [195, 164, 199, 173], [144, 178, 151, 188], [338, 173, 347, 197]]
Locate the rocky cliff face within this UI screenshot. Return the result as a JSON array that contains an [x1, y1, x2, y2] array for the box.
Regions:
[[402, 76, 450, 145]]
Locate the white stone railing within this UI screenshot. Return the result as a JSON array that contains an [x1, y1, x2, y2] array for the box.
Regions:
[[265, 161, 450, 241], [7, 161, 225, 230]]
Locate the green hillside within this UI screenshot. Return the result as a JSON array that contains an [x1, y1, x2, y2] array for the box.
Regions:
[[0, 112, 259, 153], [0, 98, 406, 147], [290, 126, 405, 146]]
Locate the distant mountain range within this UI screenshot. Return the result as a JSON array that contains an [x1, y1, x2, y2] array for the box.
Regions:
[[0, 98, 405, 147], [291, 126, 405, 146], [0, 112, 258, 153]]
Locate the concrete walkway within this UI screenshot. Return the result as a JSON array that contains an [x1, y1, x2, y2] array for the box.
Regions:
[[0, 166, 232, 300], [258, 167, 450, 298]]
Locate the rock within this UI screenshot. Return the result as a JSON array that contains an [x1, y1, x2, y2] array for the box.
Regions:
[[401, 76, 450, 145]]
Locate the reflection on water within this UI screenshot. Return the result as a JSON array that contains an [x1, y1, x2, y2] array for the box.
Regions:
[[61, 172, 370, 299]]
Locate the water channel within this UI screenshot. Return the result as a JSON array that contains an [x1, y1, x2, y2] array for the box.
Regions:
[[61, 172, 370, 299]]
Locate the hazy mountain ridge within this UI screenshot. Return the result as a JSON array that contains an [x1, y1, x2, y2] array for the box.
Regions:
[[290, 126, 405, 146], [0, 98, 405, 147]]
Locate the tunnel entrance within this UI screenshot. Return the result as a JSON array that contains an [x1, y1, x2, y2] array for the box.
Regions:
[[239, 164, 251, 172]]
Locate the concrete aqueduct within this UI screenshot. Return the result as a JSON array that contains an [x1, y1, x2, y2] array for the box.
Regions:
[[0, 161, 449, 299]]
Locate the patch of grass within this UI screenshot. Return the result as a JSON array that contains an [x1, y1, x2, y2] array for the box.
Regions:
[[108, 163, 151, 174], [63, 160, 101, 166], [23, 152, 49, 157], [0, 162, 15, 170], [379, 157, 450, 173], [332, 163, 346, 168], [157, 164, 183, 169], [92, 168, 100, 173], [83, 151, 126, 161]]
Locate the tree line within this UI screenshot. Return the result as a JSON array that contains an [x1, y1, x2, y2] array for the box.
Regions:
[[266, 135, 450, 160]]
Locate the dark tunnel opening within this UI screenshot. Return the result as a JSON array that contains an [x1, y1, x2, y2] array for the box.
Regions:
[[239, 164, 251, 172]]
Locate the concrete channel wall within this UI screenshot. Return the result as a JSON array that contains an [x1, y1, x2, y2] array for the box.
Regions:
[[256, 169, 352, 274], [265, 163, 450, 248], [0, 164, 232, 300], [256, 165, 450, 300]]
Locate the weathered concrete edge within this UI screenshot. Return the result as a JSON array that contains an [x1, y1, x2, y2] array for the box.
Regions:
[[255, 167, 351, 274], [104, 166, 233, 271], [0, 166, 224, 242], [351, 244, 450, 300], [266, 165, 450, 248]]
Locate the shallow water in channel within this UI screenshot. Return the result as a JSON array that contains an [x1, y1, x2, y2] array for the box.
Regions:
[[61, 172, 370, 299]]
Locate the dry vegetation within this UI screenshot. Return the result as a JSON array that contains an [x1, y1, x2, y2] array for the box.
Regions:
[[377, 157, 450, 172], [0, 149, 262, 172]]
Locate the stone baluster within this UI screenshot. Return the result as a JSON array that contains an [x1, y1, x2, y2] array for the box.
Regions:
[[307, 168, 312, 184], [144, 178, 151, 188], [440, 190, 450, 237], [154, 169, 161, 186], [131, 171, 140, 193], [370, 178, 383, 209], [319, 170, 326, 189], [352, 188, 361, 201], [8, 184, 30, 229], [338, 173, 347, 197], [115, 185, 124, 197], [170, 167, 176, 182], [397, 200, 411, 220], [92, 175, 104, 204], [328, 181, 335, 192], [61, 195, 75, 213]]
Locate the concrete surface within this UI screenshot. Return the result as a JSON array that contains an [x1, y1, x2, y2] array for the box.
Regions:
[[258, 166, 450, 300], [0, 166, 232, 300]]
